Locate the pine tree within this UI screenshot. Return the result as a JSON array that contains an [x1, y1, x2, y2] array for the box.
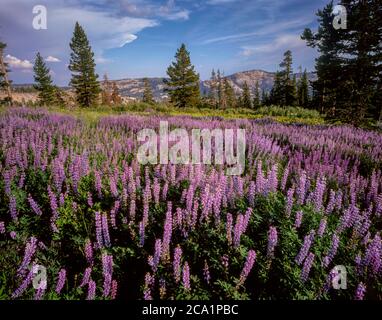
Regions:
[[164, 44, 200, 108], [280, 50, 297, 106], [217, 70, 227, 109], [142, 78, 155, 104], [33, 52, 55, 106], [253, 81, 261, 109], [302, 0, 381, 124], [262, 90, 270, 106], [297, 69, 310, 108], [111, 82, 122, 105], [101, 74, 112, 106], [224, 78, 236, 108], [209, 69, 217, 106], [270, 71, 283, 105], [68, 22, 100, 107], [0, 42, 12, 105], [241, 82, 252, 109]]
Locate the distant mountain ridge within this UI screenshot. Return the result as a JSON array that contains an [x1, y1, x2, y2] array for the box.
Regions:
[[10, 69, 316, 102], [111, 69, 316, 101]]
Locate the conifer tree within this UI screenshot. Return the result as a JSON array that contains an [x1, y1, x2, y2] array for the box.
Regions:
[[33, 52, 56, 106], [164, 44, 200, 108], [0, 42, 12, 105], [297, 69, 310, 108], [217, 70, 227, 109], [241, 82, 252, 109], [209, 69, 217, 106], [68, 22, 100, 107], [111, 82, 122, 105], [101, 74, 112, 106], [224, 78, 236, 108], [253, 81, 261, 109], [142, 78, 155, 105]]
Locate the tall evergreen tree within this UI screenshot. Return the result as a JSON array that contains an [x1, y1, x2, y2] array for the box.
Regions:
[[0, 42, 12, 105], [217, 70, 227, 109], [111, 82, 122, 105], [164, 44, 200, 108], [253, 81, 261, 109], [33, 52, 55, 106], [68, 22, 100, 107], [302, 0, 381, 124], [297, 69, 310, 108], [270, 71, 283, 105], [142, 78, 155, 104], [241, 82, 252, 109], [209, 69, 217, 106], [280, 50, 297, 106], [101, 74, 112, 106], [224, 78, 236, 108]]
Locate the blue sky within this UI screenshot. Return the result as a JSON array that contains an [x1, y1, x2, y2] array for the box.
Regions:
[[0, 0, 330, 85]]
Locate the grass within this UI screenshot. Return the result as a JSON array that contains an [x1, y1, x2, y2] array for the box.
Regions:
[[20, 103, 324, 125]]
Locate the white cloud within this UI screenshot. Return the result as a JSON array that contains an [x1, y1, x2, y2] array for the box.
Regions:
[[4, 54, 33, 69], [240, 34, 306, 56], [45, 56, 61, 63]]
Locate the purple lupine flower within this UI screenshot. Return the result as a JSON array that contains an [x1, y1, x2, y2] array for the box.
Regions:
[[59, 193, 65, 207], [285, 187, 295, 217], [95, 212, 104, 248], [79, 267, 92, 288], [10, 231, 17, 240], [173, 246, 182, 283], [34, 287, 45, 300], [102, 213, 111, 247], [162, 182, 169, 201], [297, 171, 307, 205], [233, 214, 244, 248], [94, 170, 103, 198], [102, 254, 113, 297], [355, 283, 366, 300], [323, 234, 340, 268], [301, 252, 315, 282], [295, 230, 315, 265], [238, 250, 256, 286], [317, 218, 327, 237], [12, 265, 35, 298], [363, 233, 381, 276], [267, 226, 278, 259], [226, 213, 233, 245], [294, 210, 303, 229], [325, 190, 336, 214], [182, 262, 191, 291], [129, 199, 136, 222], [55, 269, 67, 294], [242, 208, 252, 234], [248, 181, 256, 206], [0, 221, 5, 234], [9, 195, 18, 221], [17, 237, 38, 276], [109, 176, 119, 198], [322, 268, 338, 294], [28, 195, 42, 216], [85, 239, 94, 265], [153, 178, 161, 205], [161, 203, 173, 261], [313, 177, 326, 212], [149, 239, 162, 272], [139, 220, 145, 247], [281, 165, 289, 192], [111, 280, 118, 300], [203, 260, 211, 284], [143, 273, 154, 300], [87, 280, 96, 300], [159, 278, 167, 299]]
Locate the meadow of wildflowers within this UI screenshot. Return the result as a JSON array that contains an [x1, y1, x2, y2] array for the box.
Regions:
[[0, 107, 381, 300]]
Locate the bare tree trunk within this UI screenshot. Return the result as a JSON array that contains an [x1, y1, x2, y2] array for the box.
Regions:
[[0, 47, 12, 105]]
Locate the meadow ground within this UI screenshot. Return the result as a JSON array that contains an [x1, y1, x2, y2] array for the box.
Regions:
[[0, 106, 381, 300]]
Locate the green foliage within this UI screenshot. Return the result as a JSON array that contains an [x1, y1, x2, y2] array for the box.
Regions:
[[164, 44, 200, 108], [68, 22, 101, 108], [33, 52, 56, 106], [142, 78, 155, 105]]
